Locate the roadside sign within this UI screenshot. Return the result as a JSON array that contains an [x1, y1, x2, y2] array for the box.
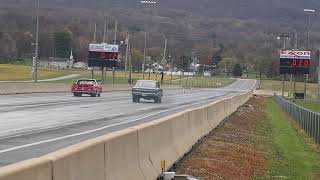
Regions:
[[88, 43, 119, 68], [279, 50, 310, 75]]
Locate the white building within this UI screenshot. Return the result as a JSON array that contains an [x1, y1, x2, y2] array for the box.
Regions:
[[38, 57, 74, 69], [73, 62, 87, 69]]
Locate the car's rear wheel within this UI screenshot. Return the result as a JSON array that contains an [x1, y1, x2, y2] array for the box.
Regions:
[[133, 96, 139, 102], [91, 92, 97, 97]]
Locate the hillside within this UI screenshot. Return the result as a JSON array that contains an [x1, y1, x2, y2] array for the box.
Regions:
[[0, 0, 319, 80]]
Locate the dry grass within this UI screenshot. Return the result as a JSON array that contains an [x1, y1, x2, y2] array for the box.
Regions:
[[174, 97, 268, 180], [0, 64, 70, 81], [261, 80, 318, 99]]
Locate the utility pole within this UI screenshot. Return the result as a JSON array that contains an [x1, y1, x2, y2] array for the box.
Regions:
[[32, 0, 39, 83], [124, 32, 130, 78], [161, 37, 167, 69], [93, 22, 97, 43], [129, 43, 133, 84], [142, 31, 147, 79], [294, 29, 298, 49], [103, 20, 107, 43], [162, 37, 167, 66], [157, 37, 167, 80], [113, 20, 118, 45], [106, 21, 109, 43]]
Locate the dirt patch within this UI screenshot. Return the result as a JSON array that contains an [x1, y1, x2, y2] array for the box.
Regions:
[[174, 97, 268, 180]]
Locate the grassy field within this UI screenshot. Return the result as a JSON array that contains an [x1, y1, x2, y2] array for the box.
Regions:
[[262, 98, 320, 179], [56, 70, 181, 84], [289, 99, 320, 113], [165, 76, 235, 88], [0, 64, 71, 81], [261, 79, 318, 99], [54, 70, 234, 87], [0, 64, 235, 88]]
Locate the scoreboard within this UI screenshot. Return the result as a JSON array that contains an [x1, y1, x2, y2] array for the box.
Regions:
[[88, 43, 119, 68], [279, 50, 310, 75]]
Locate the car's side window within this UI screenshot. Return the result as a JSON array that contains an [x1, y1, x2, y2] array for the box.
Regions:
[[156, 82, 160, 88]]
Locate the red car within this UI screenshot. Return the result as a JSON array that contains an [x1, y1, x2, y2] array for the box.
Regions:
[[71, 79, 102, 97]]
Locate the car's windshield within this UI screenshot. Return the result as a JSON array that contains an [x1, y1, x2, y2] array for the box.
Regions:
[[77, 80, 95, 85], [135, 81, 156, 88]]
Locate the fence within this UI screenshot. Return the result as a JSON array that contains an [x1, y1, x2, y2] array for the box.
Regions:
[[274, 95, 320, 144]]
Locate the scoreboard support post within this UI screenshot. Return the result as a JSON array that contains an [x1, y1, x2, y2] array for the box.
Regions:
[[293, 75, 296, 98], [101, 67, 104, 84], [290, 74, 293, 97], [282, 75, 285, 97], [112, 68, 115, 84], [304, 75, 307, 100], [104, 67, 107, 84], [318, 67, 320, 100], [91, 68, 94, 79]]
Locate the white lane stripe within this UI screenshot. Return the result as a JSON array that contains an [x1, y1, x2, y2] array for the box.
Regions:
[[0, 91, 217, 138], [0, 95, 236, 154]]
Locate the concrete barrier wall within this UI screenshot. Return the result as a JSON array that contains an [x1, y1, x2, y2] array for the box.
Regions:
[[171, 112, 194, 157], [0, 158, 51, 180], [137, 117, 180, 179], [104, 128, 144, 180], [207, 99, 226, 128], [49, 138, 105, 180], [0, 91, 252, 180], [188, 107, 211, 139]]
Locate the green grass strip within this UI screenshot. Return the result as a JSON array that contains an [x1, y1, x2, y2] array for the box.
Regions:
[[263, 98, 320, 179], [290, 100, 320, 113]]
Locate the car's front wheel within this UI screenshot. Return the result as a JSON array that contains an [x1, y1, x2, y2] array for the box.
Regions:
[[154, 97, 161, 103], [90, 92, 97, 97]]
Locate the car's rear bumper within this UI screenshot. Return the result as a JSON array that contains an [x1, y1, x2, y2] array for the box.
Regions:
[[72, 90, 96, 94], [132, 92, 159, 99]]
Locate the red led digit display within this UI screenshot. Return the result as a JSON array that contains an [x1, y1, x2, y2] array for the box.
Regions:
[[280, 58, 310, 74], [89, 51, 118, 61], [100, 52, 106, 59], [282, 59, 309, 68]]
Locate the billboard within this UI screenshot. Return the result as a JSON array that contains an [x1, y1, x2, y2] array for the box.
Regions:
[[279, 50, 310, 75], [88, 43, 119, 68]]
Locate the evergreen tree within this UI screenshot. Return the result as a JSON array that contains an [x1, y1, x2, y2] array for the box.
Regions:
[[53, 31, 72, 58], [232, 63, 242, 77]]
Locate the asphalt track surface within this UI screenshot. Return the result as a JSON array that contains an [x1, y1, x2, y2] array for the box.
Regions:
[[0, 79, 256, 166]]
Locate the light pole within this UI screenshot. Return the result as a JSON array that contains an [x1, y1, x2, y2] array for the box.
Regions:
[[32, 0, 39, 83], [139, 1, 159, 79], [304, 9, 315, 99], [304, 9, 315, 50], [277, 35, 290, 97]]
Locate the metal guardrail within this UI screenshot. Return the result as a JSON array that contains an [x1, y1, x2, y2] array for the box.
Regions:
[[274, 95, 320, 144]]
